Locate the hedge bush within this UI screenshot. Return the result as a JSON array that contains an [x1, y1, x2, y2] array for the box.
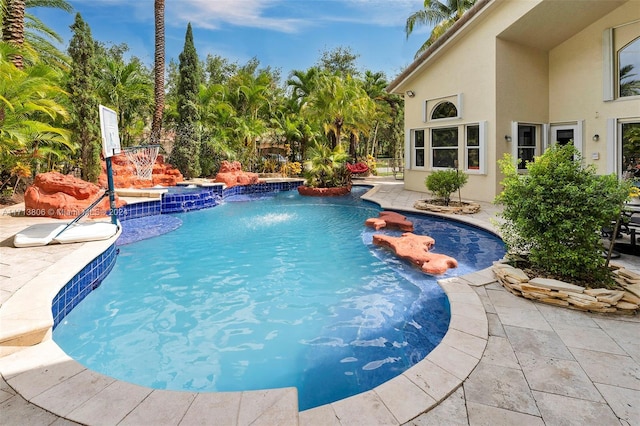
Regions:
[[495, 144, 629, 284]]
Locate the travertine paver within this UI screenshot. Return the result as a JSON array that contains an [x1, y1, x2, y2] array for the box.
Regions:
[[465, 401, 545, 426], [594, 383, 640, 424], [480, 336, 520, 369], [118, 390, 196, 425], [374, 375, 436, 424], [516, 352, 605, 401], [553, 324, 627, 355], [504, 326, 575, 359], [569, 348, 640, 391], [2, 178, 639, 425], [66, 380, 153, 426], [401, 358, 461, 403], [330, 391, 398, 425], [532, 391, 620, 425], [408, 387, 467, 426], [463, 361, 540, 416]]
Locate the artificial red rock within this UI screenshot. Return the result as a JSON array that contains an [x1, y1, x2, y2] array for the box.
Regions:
[[24, 172, 125, 219], [373, 232, 458, 275], [297, 185, 351, 196], [365, 217, 387, 230], [98, 154, 184, 189], [214, 161, 259, 187], [365, 211, 414, 232]]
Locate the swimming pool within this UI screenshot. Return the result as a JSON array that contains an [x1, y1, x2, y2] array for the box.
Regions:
[[53, 187, 505, 410]]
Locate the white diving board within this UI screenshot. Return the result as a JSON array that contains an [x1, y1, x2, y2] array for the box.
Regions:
[[14, 221, 119, 248]]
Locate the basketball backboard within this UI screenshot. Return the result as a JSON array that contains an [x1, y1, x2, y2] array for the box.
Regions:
[[99, 105, 121, 158]]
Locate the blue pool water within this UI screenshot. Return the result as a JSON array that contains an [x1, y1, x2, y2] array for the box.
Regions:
[[53, 187, 505, 410]]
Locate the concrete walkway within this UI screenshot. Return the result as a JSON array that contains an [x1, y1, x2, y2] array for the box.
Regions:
[[1, 179, 639, 425]]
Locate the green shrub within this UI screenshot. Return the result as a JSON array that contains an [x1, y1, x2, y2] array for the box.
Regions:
[[425, 169, 468, 206], [495, 144, 629, 284], [304, 142, 350, 188]]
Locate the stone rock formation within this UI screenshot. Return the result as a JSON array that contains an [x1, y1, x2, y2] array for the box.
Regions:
[[98, 154, 183, 189], [297, 185, 351, 196], [493, 263, 640, 314], [365, 211, 414, 232], [214, 161, 259, 188], [373, 232, 458, 275], [24, 172, 126, 219]]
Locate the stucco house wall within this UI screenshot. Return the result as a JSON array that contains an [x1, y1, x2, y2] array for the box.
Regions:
[[401, 8, 499, 200], [388, 0, 639, 203], [549, 2, 640, 176]]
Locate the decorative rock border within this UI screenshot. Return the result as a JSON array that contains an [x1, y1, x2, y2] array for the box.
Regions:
[[492, 263, 640, 315], [414, 199, 481, 214]]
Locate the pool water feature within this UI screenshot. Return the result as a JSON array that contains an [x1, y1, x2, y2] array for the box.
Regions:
[[53, 187, 505, 410]]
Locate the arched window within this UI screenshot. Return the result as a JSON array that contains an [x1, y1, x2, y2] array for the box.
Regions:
[[431, 101, 458, 120], [619, 37, 640, 97]]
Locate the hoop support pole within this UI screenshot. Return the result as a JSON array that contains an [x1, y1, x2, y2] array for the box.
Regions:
[[106, 156, 118, 225]]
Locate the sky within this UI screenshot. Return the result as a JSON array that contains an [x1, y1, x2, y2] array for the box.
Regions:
[[32, 0, 429, 81]]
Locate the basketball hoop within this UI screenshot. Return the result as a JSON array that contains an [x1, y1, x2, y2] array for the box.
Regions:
[[122, 144, 160, 180]]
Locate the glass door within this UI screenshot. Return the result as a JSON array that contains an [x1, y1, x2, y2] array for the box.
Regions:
[[549, 123, 583, 158]]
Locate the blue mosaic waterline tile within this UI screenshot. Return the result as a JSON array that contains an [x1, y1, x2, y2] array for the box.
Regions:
[[52, 180, 304, 328], [52, 244, 118, 328]]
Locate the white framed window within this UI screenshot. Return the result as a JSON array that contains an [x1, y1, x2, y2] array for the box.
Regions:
[[619, 37, 640, 98], [465, 123, 481, 172], [413, 129, 426, 168], [431, 126, 459, 168], [549, 121, 584, 159], [607, 117, 640, 177], [465, 121, 486, 173], [619, 119, 640, 179], [425, 94, 463, 122], [512, 122, 544, 171], [603, 21, 640, 101], [410, 120, 486, 172]]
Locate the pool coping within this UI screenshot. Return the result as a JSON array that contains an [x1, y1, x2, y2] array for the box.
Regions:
[[0, 184, 497, 425]]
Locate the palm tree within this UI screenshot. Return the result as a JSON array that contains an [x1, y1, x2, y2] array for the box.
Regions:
[[304, 141, 350, 188], [150, 0, 164, 145], [0, 43, 73, 176], [95, 56, 153, 147], [2, 0, 72, 69], [620, 64, 640, 97], [198, 82, 236, 176], [2, 0, 26, 67], [286, 67, 319, 105], [302, 74, 375, 152], [406, 0, 476, 58]]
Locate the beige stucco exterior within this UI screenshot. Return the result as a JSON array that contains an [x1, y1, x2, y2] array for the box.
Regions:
[[388, 0, 640, 203]]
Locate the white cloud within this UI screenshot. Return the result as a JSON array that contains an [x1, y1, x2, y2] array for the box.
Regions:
[[169, 0, 309, 33], [164, 0, 424, 33], [339, 0, 425, 27]]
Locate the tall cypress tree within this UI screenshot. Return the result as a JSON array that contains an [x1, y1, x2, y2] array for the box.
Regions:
[[67, 13, 100, 182], [169, 23, 201, 179]]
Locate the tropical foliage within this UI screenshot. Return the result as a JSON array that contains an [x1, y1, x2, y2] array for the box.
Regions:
[[0, 43, 71, 184], [496, 144, 630, 285], [303, 142, 350, 189], [1, 1, 406, 195], [406, 0, 477, 58]]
